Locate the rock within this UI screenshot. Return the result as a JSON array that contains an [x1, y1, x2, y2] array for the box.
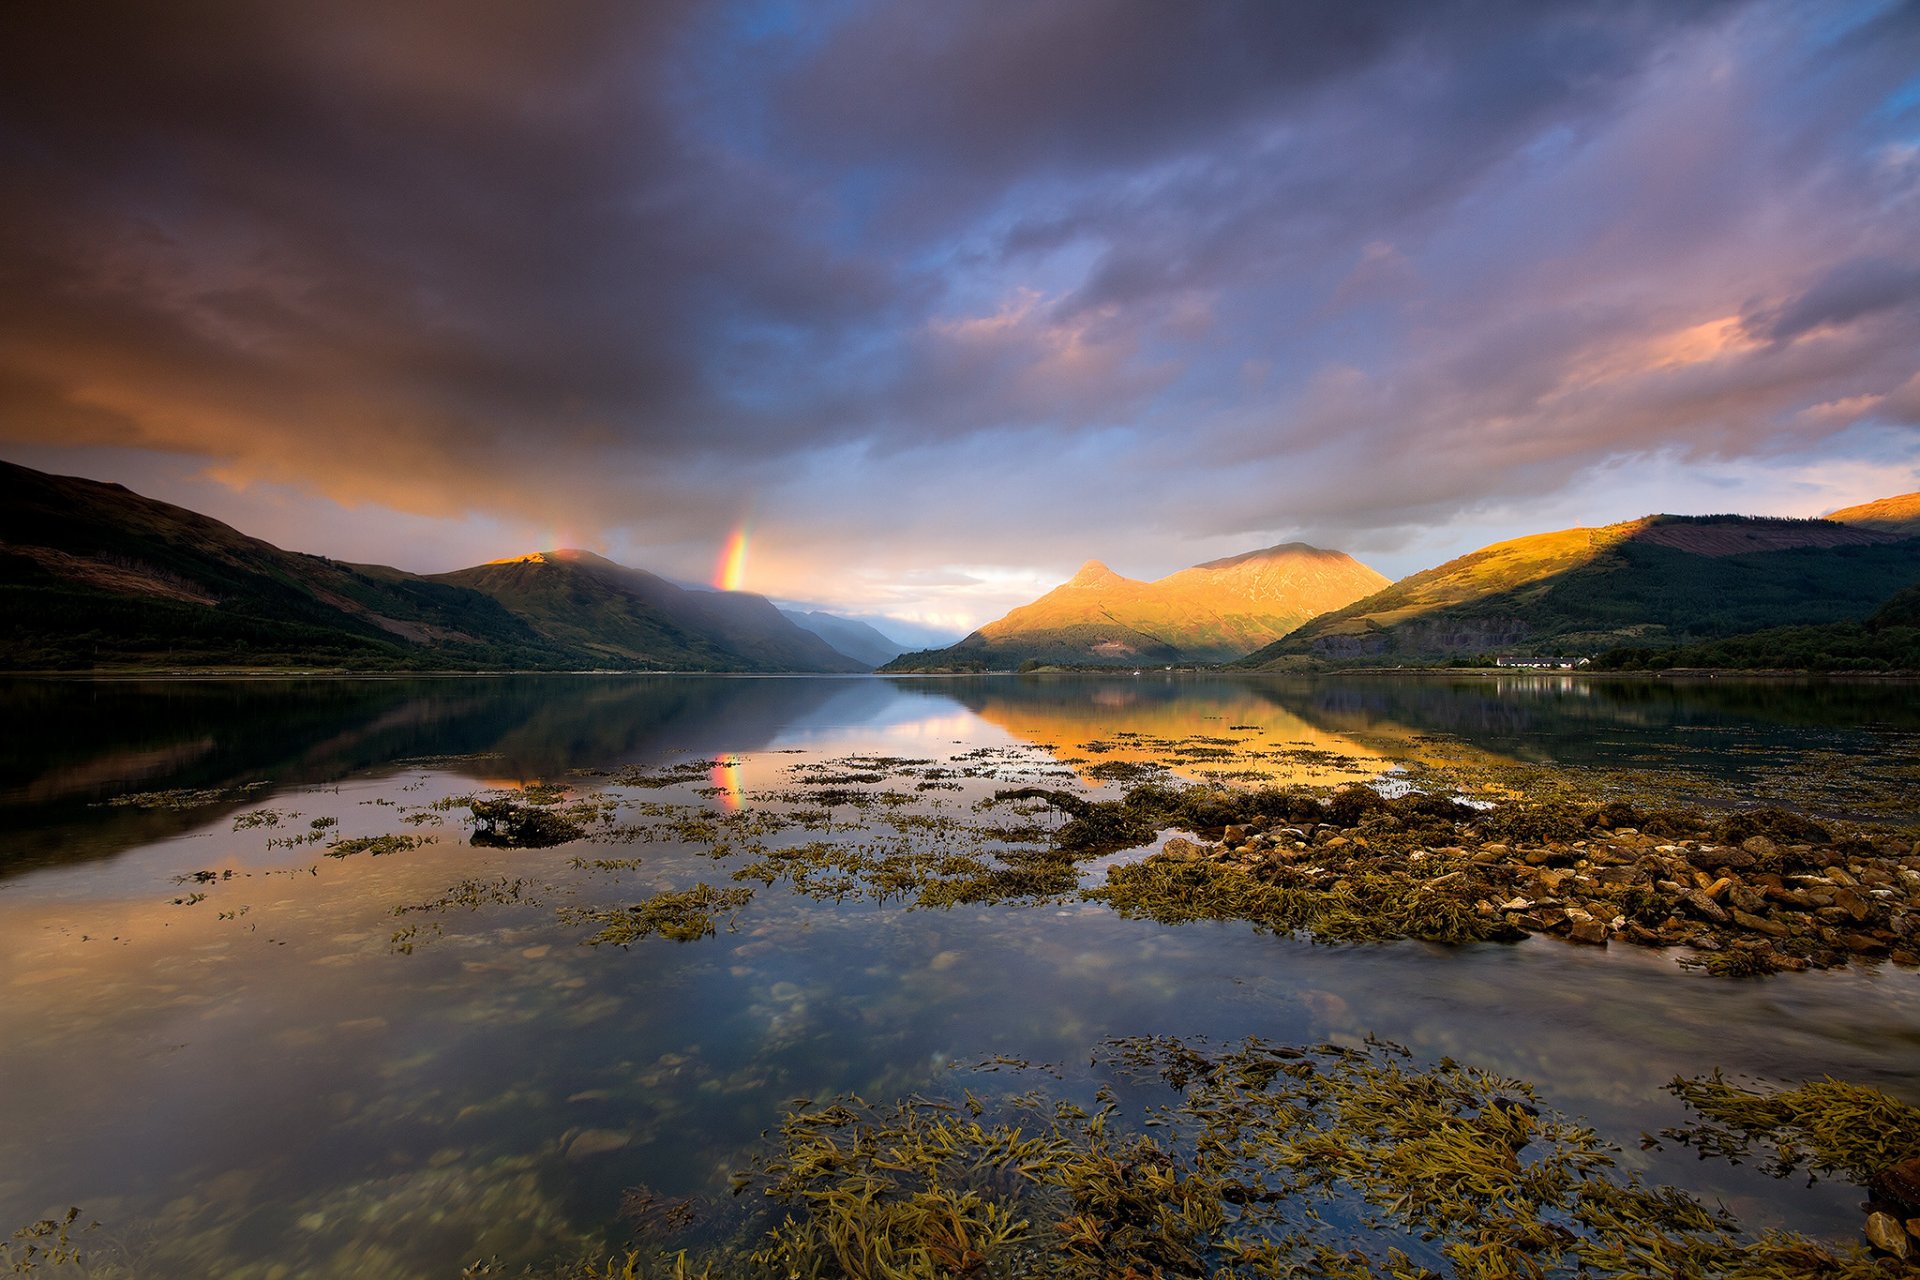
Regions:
[[1682, 890, 1730, 924], [1568, 916, 1609, 946], [1832, 887, 1873, 923], [1222, 825, 1248, 845], [1742, 835, 1780, 859], [1731, 909, 1790, 939], [1865, 1211, 1910, 1259], [1160, 838, 1207, 861], [565, 1129, 631, 1161]]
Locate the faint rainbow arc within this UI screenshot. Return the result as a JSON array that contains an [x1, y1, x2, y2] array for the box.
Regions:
[[714, 524, 751, 591]]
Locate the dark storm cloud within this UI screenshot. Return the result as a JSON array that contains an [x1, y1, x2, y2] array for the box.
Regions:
[[0, 0, 898, 521], [0, 0, 1916, 595]]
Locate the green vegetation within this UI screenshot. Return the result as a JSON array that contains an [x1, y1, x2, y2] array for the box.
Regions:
[[1596, 585, 1920, 672]]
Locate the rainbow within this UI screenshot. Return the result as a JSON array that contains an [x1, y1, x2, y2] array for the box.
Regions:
[[714, 525, 750, 591]]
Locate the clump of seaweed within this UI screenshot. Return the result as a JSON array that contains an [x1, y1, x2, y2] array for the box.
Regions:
[[470, 796, 612, 848], [1090, 856, 1514, 946], [325, 833, 429, 858], [99, 782, 268, 811], [1662, 1073, 1920, 1187], [561, 884, 754, 945], [2, 1207, 98, 1273]]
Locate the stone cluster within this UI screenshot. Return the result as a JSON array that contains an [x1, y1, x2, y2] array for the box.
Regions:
[[1160, 806, 1920, 973]]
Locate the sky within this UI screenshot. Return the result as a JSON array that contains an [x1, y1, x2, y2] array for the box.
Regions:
[[2, 0, 1918, 643]]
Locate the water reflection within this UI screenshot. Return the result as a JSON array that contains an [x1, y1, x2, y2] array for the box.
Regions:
[[2, 674, 1917, 1274]]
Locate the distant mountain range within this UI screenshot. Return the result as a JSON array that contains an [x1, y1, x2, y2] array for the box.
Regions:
[[1235, 512, 1920, 668], [780, 610, 909, 667], [0, 461, 870, 672], [7, 457, 1917, 673], [883, 543, 1389, 671]]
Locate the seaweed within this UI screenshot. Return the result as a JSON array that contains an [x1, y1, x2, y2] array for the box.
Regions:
[[1662, 1074, 1920, 1187], [325, 833, 429, 858], [691, 1038, 1907, 1279], [561, 884, 755, 945], [470, 797, 612, 848]]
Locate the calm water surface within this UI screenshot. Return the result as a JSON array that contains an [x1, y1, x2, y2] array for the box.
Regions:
[[1, 674, 1917, 1276]]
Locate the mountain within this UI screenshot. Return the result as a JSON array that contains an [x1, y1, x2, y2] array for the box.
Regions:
[[883, 543, 1389, 671], [435, 551, 867, 673], [1827, 491, 1920, 538], [0, 459, 574, 670], [1237, 513, 1920, 668], [0, 460, 863, 673], [779, 610, 909, 668]]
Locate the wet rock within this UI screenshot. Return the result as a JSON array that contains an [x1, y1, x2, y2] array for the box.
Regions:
[[1731, 909, 1790, 939], [1568, 917, 1609, 946], [1160, 838, 1208, 861], [1691, 845, 1755, 871], [1865, 1211, 1910, 1259], [1682, 890, 1730, 924], [1832, 887, 1873, 923], [1881, 1159, 1920, 1220], [566, 1129, 631, 1161]]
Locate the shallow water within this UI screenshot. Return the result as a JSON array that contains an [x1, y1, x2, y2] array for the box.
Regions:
[[1, 673, 1916, 1276]]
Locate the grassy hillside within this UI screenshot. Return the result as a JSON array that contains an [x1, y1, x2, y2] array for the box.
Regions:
[[1238, 515, 1918, 668], [885, 544, 1387, 671], [435, 551, 868, 673], [1827, 491, 1920, 538], [0, 460, 571, 670]]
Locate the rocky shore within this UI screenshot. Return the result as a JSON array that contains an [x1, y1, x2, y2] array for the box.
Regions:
[[1082, 788, 1920, 976]]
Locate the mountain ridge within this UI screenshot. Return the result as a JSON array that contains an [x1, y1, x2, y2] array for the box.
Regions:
[[1236, 513, 1919, 668], [884, 542, 1389, 671], [0, 462, 863, 673], [779, 610, 908, 668], [1827, 491, 1920, 538]]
